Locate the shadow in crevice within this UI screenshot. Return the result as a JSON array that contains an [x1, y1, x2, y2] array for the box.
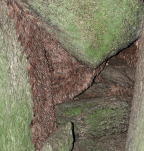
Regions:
[[71, 122, 76, 151]]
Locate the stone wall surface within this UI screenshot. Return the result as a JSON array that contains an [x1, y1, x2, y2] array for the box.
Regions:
[[15, 0, 143, 67], [0, 1, 34, 150]]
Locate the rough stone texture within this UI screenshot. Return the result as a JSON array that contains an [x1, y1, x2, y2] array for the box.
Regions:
[[74, 48, 138, 100], [3, 0, 140, 150], [73, 82, 133, 101], [55, 44, 138, 150], [15, 0, 143, 67], [7, 1, 103, 150], [125, 18, 144, 151], [0, 1, 34, 150], [101, 56, 135, 88], [41, 122, 73, 151], [55, 96, 131, 140], [73, 133, 127, 151]]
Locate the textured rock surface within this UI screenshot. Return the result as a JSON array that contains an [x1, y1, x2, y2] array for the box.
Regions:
[[73, 133, 127, 151], [7, 1, 103, 150], [101, 56, 135, 88], [125, 18, 144, 151], [55, 96, 131, 140], [55, 44, 138, 150], [2, 0, 140, 150], [41, 122, 73, 151], [0, 1, 34, 150], [15, 0, 143, 67]]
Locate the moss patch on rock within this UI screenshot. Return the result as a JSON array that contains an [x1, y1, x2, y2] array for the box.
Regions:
[[64, 107, 83, 118], [0, 1, 34, 150], [16, 0, 143, 67], [55, 97, 131, 140], [86, 106, 128, 137]]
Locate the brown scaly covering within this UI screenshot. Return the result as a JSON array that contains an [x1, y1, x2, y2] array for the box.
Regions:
[[118, 42, 138, 68], [7, 0, 105, 150]]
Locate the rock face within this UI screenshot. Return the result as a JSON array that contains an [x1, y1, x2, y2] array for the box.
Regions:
[[2, 0, 140, 150], [41, 122, 73, 151], [54, 44, 138, 150], [73, 133, 127, 151], [55, 96, 131, 140], [0, 1, 34, 151], [101, 56, 135, 88], [15, 0, 143, 68], [125, 18, 144, 151], [7, 1, 101, 150]]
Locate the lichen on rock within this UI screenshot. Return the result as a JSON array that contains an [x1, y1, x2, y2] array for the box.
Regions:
[[15, 0, 143, 68], [0, 1, 34, 150]]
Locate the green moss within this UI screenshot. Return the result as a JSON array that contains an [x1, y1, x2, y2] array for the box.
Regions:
[[86, 107, 128, 136], [0, 2, 34, 150], [64, 107, 82, 118], [83, 102, 98, 110], [21, 0, 143, 67]]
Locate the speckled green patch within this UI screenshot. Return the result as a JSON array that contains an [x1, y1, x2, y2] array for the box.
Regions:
[[64, 107, 82, 118], [55, 97, 130, 140], [17, 0, 143, 67], [86, 106, 128, 136]]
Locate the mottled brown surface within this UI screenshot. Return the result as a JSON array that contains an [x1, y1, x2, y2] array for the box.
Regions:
[[118, 42, 138, 68], [7, 1, 105, 150]]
